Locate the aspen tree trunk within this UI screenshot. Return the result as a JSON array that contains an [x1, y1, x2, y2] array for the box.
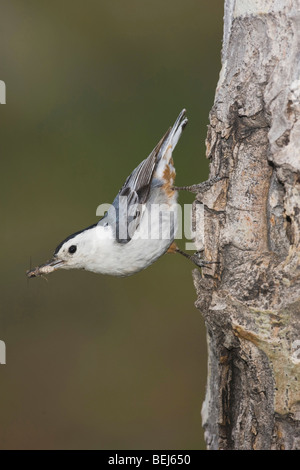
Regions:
[[193, 0, 300, 450]]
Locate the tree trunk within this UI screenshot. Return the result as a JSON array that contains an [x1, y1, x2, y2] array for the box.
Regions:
[[193, 0, 300, 450]]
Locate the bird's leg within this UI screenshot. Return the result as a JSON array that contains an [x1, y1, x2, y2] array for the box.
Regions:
[[176, 247, 219, 269], [203, 205, 226, 216], [168, 243, 219, 269], [173, 175, 227, 194]]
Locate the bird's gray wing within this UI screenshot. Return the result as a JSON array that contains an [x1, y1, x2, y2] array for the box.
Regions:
[[103, 128, 171, 243]]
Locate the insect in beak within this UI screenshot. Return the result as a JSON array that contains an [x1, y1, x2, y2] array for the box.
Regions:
[[26, 257, 65, 278]]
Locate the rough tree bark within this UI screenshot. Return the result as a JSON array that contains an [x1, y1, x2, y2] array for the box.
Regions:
[[193, 0, 300, 450]]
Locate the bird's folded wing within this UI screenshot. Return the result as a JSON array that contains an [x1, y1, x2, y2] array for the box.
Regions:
[[105, 128, 171, 243]]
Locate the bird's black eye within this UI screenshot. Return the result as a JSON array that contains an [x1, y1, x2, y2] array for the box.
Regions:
[[68, 245, 77, 254]]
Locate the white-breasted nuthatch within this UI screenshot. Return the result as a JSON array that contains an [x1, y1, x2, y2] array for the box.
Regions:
[[27, 109, 206, 278]]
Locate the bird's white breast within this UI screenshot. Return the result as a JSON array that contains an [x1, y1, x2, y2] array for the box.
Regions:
[[84, 192, 178, 276]]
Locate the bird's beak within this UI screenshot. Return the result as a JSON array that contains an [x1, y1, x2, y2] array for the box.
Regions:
[[26, 257, 65, 278]]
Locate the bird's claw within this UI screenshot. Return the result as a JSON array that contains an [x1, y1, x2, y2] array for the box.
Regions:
[[190, 251, 219, 269]]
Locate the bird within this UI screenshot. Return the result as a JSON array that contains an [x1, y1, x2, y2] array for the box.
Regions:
[[27, 109, 210, 279]]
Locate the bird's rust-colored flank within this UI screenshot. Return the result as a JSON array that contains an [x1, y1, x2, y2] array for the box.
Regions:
[[167, 242, 178, 254], [162, 164, 176, 198]]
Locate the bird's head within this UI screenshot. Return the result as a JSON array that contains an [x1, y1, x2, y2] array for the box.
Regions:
[[26, 224, 109, 278]]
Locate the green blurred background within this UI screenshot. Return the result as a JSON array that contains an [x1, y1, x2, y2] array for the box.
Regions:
[[0, 0, 223, 450]]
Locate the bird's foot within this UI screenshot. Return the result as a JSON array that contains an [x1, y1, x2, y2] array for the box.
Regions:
[[189, 251, 219, 269], [175, 247, 219, 269], [173, 175, 227, 194]]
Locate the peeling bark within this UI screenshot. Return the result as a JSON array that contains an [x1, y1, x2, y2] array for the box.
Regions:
[[194, 0, 300, 450]]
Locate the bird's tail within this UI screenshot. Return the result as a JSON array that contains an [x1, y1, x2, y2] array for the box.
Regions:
[[157, 109, 188, 162], [153, 109, 187, 183]]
